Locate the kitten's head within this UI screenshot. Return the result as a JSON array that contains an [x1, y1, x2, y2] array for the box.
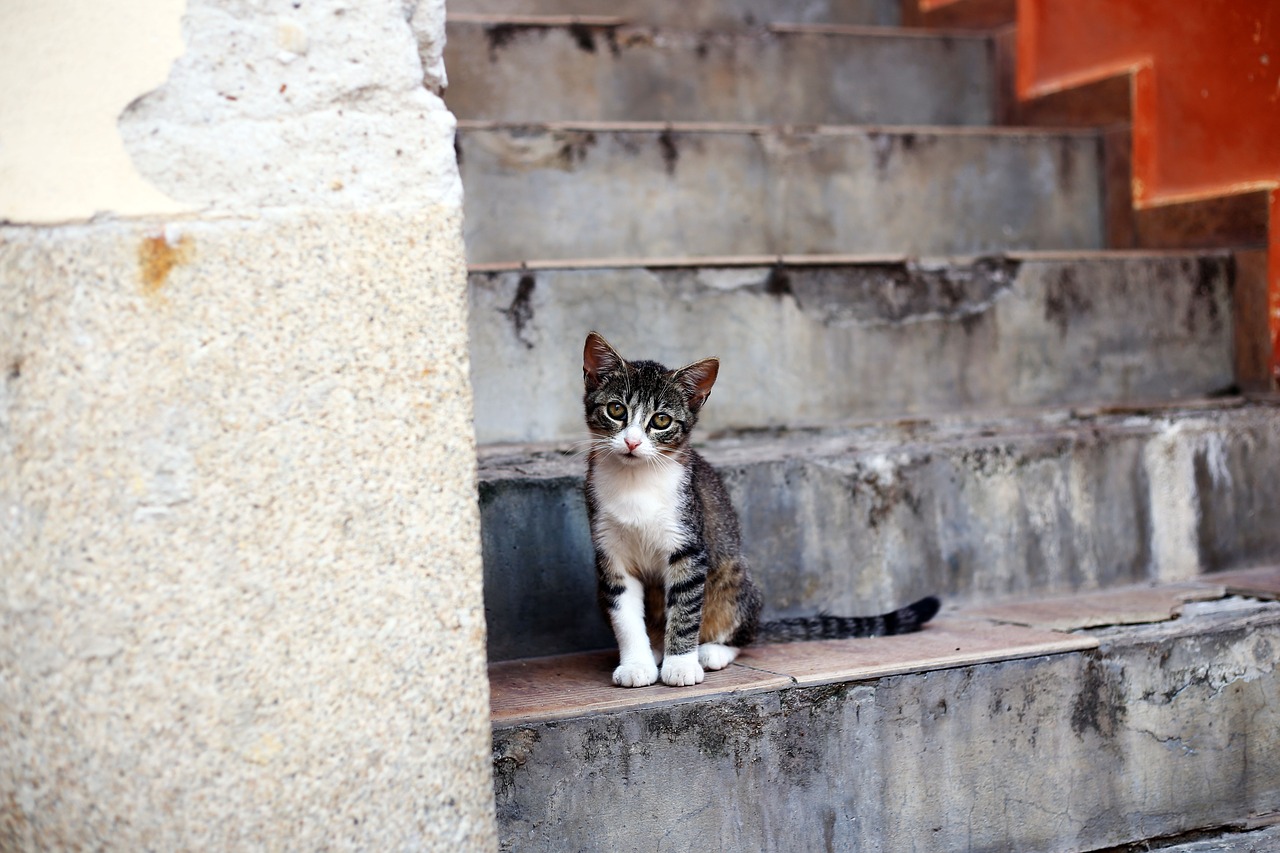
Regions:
[[582, 332, 718, 464]]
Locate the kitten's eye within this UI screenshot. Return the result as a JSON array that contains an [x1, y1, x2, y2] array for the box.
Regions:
[[650, 413, 673, 430], [606, 402, 627, 420]]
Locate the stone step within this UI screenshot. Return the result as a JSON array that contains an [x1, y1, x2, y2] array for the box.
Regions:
[[444, 18, 996, 126], [490, 572, 1280, 852], [477, 399, 1280, 660], [457, 122, 1103, 264], [445, 0, 903, 29], [468, 251, 1235, 445]]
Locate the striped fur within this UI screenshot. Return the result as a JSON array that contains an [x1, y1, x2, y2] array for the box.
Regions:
[[583, 332, 938, 688]]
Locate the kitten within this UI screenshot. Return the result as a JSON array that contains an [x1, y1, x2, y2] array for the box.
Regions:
[[583, 331, 940, 688]]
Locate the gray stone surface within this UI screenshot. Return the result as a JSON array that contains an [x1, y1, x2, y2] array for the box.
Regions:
[[469, 253, 1235, 444], [445, 22, 994, 125], [2, 1, 496, 843], [0, 208, 496, 850], [492, 598, 1280, 852], [478, 401, 1280, 659], [446, 0, 903, 28], [458, 124, 1104, 263]]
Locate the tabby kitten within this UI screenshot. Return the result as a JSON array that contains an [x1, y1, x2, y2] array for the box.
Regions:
[[583, 332, 940, 688]]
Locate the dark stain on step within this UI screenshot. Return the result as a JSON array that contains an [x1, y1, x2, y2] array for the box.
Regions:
[[646, 699, 767, 769], [501, 273, 537, 349], [788, 256, 1019, 327], [1070, 653, 1126, 740], [858, 466, 923, 529], [567, 22, 596, 52], [483, 23, 526, 60], [1185, 256, 1224, 334], [6, 358, 20, 382], [765, 264, 793, 298], [1043, 265, 1092, 337], [557, 131, 597, 169], [868, 132, 929, 173], [658, 129, 679, 176], [491, 727, 541, 802]]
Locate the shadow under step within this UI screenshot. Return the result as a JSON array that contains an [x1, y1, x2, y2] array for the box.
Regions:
[[446, 0, 903, 30], [478, 398, 1280, 660], [469, 251, 1236, 445], [491, 568, 1280, 852], [445, 17, 997, 126], [457, 122, 1104, 263]]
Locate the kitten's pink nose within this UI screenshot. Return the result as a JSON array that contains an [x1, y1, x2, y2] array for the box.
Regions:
[[625, 436, 642, 452]]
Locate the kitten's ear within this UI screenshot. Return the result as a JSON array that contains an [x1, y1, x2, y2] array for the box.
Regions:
[[584, 332, 626, 391], [674, 357, 719, 411]]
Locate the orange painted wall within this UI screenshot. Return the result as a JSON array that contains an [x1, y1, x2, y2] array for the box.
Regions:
[[1013, 0, 1280, 384], [1017, 0, 1280, 206]]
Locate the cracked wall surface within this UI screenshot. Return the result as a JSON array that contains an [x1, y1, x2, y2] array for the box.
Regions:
[[0, 0, 496, 849]]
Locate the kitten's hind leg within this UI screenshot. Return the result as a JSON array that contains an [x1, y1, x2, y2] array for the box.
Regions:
[[698, 643, 739, 671]]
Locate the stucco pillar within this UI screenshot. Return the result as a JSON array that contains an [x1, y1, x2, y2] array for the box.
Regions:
[[0, 1, 497, 848]]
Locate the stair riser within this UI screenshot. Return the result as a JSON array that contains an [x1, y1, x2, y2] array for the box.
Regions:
[[446, 24, 994, 126], [479, 405, 1280, 659], [469, 255, 1234, 444], [493, 606, 1280, 852], [458, 127, 1104, 263], [446, 0, 902, 28]]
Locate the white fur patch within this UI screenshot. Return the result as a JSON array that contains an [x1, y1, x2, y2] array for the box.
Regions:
[[591, 452, 688, 581], [698, 643, 739, 671], [661, 650, 705, 687]]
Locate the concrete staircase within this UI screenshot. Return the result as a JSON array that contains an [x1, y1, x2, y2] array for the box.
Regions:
[[440, 2, 1280, 850]]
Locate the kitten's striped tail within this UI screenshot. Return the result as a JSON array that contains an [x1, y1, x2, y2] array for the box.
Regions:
[[758, 596, 940, 643]]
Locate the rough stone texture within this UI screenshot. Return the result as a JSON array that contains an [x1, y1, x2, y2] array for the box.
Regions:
[[118, 0, 461, 211], [444, 0, 903, 28], [491, 599, 1280, 852], [478, 401, 1280, 659], [444, 22, 994, 126], [0, 209, 496, 850], [468, 253, 1235, 444], [1153, 824, 1280, 852], [458, 124, 1103, 263]]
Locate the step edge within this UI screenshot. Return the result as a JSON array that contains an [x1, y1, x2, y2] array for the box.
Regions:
[[490, 621, 1100, 728], [455, 118, 1103, 137], [446, 15, 993, 41], [465, 247, 1236, 274], [476, 396, 1272, 475], [491, 587, 1280, 728]]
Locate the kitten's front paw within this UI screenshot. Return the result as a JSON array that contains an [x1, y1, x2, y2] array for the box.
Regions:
[[660, 651, 705, 687], [613, 659, 659, 688]]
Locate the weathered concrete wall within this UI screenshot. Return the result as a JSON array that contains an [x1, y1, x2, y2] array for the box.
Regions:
[[444, 22, 995, 126], [479, 402, 1280, 659], [445, 0, 903, 28], [0, 0, 496, 849], [492, 600, 1280, 852], [469, 254, 1235, 444], [458, 125, 1104, 263]]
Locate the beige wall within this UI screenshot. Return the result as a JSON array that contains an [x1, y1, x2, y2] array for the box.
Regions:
[[0, 1, 496, 849], [0, 0, 191, 221]]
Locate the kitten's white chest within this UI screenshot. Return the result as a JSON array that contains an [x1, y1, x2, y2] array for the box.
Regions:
[[593, 460, 688, 575]]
